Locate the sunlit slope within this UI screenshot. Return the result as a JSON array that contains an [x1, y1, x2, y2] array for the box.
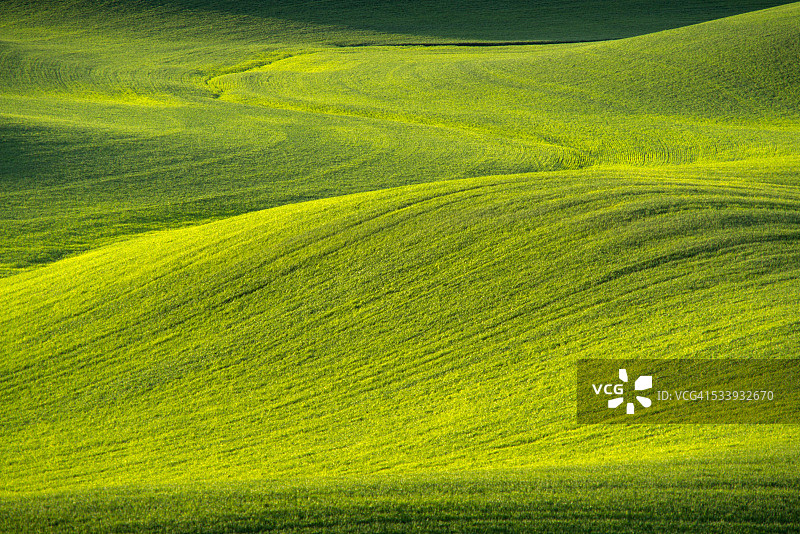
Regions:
[[2, 4, 799, 273], [214, 3, 800, 157], [2, 163, 799, 492]]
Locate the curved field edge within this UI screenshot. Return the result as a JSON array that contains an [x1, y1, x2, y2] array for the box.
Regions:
[[1, 163, 799, 492]]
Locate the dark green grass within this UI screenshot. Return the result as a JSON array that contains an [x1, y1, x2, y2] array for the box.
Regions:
[[2, 460, 798, 533], [4, 0, 792, 43]]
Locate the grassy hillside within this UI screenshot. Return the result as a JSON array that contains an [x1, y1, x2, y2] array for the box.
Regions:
[[1, 1, 799, 532], [2, 163, 800, 489], [2, 0, 792, 43], [1, 2, 798, 273], [2, 163, 799, 530]]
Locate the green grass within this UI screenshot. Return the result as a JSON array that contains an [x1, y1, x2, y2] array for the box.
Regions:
[[2, 461, 798, 533], [1, 1, 798, 273], [1, 1, 799, 532], [2, 0, 792, 43], [2, 165, 800, 493]]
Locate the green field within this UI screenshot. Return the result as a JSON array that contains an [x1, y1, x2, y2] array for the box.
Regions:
[[1, 1, 799, 532]]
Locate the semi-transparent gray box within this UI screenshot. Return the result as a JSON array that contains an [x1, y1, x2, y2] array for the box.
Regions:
[[577, 359, 800, 424]]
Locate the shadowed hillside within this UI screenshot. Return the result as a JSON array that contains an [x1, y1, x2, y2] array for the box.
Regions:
[[3, 0, 792, 42]]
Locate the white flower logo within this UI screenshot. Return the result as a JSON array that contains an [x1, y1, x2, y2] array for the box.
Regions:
[[608, 369, 652, 414]]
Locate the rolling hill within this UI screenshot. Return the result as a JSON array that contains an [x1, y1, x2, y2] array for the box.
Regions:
[[1, 1, 797, 273], [2, 162, 800, 491], [1, 1, 799, 532]]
